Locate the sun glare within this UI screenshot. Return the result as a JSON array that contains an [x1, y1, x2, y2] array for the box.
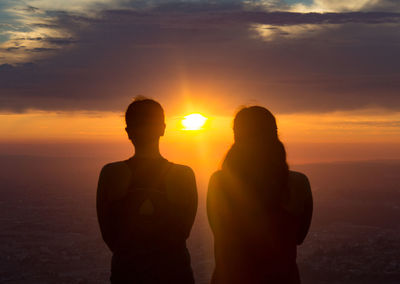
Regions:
[[181, 113, 208, 130]]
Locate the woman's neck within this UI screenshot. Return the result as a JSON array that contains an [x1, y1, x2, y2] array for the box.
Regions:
[[133, 141, 162, 159]]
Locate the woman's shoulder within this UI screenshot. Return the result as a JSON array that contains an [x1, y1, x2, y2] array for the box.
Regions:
[[100, 160, 132, 181], [288, 170, 311, 196], [207, 170, 225, 195], [209, 170, 228, 188], [210, 170, 224, 180], [164, 162, 196, 190], [288, 170, 310, 187], [288, 170, 308, 180], [97, 160, 133, 202], [101, 159, 128, 169], [167, 162, 195, 177]]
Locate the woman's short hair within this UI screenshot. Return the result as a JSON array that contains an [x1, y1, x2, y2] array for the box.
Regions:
[[125, 98, 165, 129]]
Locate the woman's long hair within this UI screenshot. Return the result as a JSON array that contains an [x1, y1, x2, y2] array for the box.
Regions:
[[222, 106, 289, 209]]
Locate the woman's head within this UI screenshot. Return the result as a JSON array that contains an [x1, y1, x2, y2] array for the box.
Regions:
[[223, 106, 289, 207], [233, 106, 278, 146], [125, 98, 166, 146]]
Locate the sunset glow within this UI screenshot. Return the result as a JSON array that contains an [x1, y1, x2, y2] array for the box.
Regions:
[[1, 109, 399, 167], [181, 114, 208, 131]]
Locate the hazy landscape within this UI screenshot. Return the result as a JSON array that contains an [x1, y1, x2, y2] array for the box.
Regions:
[[1, 155, 399, 283]]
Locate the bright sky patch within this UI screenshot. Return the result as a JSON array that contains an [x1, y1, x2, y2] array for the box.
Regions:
[[181, 113, 208, 131]]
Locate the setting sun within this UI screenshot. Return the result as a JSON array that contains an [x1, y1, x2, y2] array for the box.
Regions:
[[181, 113, 208, 130]]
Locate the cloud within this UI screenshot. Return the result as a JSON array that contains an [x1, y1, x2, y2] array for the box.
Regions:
[[291, 0, 378, 12], [290, 0, 400, 13], [363, 0, 400, 12], [0, 1, 400, 113], [0, 2, 78, 64]]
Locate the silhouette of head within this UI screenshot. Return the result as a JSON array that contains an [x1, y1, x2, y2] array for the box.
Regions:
[[125, 98, 165, 146], [223, 105, 289, 206], [233, 106, 278, 146]]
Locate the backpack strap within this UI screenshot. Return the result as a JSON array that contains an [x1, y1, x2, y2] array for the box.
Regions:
[[152, 160, 173, 192]]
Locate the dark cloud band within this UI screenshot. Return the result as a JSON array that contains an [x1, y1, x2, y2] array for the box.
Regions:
[[1, 2, 400, 113]]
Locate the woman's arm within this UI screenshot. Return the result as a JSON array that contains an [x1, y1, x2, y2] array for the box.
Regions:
[[96, 162, 131, 251], [166, 165, 198, 239], [179, 166, 198, 239], [207, 171, 227, 235], [297, 174, 313, 245], [96, 164, 115, 251]]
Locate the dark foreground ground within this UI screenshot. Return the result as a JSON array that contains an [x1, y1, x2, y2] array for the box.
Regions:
[[0, 155, 399, 283]]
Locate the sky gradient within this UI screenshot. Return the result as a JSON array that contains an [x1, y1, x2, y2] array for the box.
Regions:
[[1, 0, 399, 165]]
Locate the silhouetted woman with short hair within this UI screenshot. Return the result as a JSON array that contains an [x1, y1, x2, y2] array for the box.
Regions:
[[207, 106, 313, 284], [97, 98, 197, 283]]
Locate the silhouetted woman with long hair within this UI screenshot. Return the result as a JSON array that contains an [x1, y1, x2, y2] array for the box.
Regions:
[[207, 106, 313, 284]]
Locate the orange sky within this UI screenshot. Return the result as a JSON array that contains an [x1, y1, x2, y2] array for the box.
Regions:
[[1, 1, 399, 172], [1, 108, 399, 175]]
